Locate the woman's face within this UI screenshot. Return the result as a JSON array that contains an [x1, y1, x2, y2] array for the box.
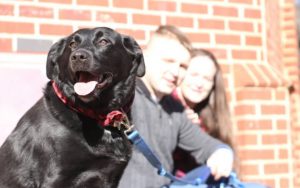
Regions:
[[179, 56, 217, 104]]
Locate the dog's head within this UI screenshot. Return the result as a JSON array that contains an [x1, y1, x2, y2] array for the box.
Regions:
[[46, 27, 145, 114]]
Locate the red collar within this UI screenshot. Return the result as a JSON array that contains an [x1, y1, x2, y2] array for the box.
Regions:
[[51, 81, 132, 127]]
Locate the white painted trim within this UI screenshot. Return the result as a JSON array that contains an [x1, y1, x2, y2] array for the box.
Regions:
[[0, 53, 47, 66]]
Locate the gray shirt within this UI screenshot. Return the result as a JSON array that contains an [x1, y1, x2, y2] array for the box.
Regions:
[[118, 79, 228, 188]]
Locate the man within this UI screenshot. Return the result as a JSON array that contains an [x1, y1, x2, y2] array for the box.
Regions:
[[118, 25, 233, 188]]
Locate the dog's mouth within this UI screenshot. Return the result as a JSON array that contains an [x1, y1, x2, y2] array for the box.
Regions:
[[74, 71, 113, 96]]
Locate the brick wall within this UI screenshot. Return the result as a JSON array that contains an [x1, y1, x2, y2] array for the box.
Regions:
[[282, 0, 300, 187], [0, 0, 299, 187]]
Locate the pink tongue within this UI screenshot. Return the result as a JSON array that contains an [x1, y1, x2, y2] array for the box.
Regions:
[[74, 81, 98, 96]]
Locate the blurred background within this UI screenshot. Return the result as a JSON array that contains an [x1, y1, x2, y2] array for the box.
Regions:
[[0, 0, 300, 187]]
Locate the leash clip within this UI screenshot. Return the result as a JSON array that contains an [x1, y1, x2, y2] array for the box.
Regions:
[[124, 124, 134, 135]]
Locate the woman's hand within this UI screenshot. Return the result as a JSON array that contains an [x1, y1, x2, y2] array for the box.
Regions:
[[206, 148, 233, 180], [185, 109, 201, 125]]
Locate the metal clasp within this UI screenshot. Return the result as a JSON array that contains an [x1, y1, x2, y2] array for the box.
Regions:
[[124, 124, 134, 135]]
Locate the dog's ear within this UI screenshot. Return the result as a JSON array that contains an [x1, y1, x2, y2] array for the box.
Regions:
[[46, 39, 66, 79], [122, 35, 145, 77]]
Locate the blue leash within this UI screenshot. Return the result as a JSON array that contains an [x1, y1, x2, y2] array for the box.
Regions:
[[125, 130, 258, 188], [126, 130, 207, 186]]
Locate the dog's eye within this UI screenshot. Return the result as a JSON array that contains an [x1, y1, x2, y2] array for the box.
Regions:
[[69, 41, 78, 49], [98, 39, 110, 46]]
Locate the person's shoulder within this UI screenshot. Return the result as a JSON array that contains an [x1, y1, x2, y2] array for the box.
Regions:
[[133, 79, 153, 104], [135, 79, 149, 95]]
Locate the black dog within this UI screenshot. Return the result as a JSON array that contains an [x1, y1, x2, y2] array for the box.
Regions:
[[0, 27, 145, 188]]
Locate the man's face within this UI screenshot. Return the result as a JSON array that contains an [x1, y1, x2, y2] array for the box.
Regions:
[[145, 35, 190, 98]]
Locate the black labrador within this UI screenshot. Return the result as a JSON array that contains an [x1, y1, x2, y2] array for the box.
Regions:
[[0, 27, 145, 188]]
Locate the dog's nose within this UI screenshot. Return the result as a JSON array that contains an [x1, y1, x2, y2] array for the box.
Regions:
[[70, 51, 88, 63]]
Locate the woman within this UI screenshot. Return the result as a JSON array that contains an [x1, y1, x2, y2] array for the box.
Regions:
[[173, 48, 234, 174]]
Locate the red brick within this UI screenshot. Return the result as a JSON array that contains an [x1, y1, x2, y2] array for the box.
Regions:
[[275, 90, 286, 100], [244, 8, 261, 19], [284, 5, 294, 12], [0, 4, 14, 16], [181, 3, 208, 14], [232, 49, 257, 60], [96, 11, 127, 23], [39, 0, 72, 4], [261, 105, 286, 114], [237, 119, 273, 131], [284, 14, 295, 22], [239, 163, 259, 175], [276, 120, 287, 130], [148, 1, 176, 11], [115, 28, 146, 40], [237, 134, 258, 145], [228, 0, 253, 4], [280, 178, 290, 188], [40, 24, 73, 35], [59, 9, 91, 21], [233, 64, 256, 87], [113, 0, 143, 9], [20, 5, 53, 18], [256, 0, 261, 5], [229, 21, 254, 32], [132, 14, 161, 25], [259, 65, 283, 87], [288, 69, 299, 76], [219, 63, 230, 73], [215, 34, 241, 45], [213, 6, 238, 17], [0, 38, 12, 52], [186, 32, 210, 43], [206, 48, 227, 59], [239, 149, 274, 160], [234, 104, 256, 115], [262, 179, 275, 188], [236, 89, 272, 100], [0, 21, 34, 34], [283, 23, 296, 30], [286, 32, 297, 39], [279, 149, 288, 159], [285, 59, 298, 66], [249, 65, 268, 86], [284, 41, 298, 49], [76, 0, 108, 6], [283, 50, 298, 57], [166, 16, 193, 27], [199, 18, 224, 30], [246, 36, 262, 46], [264, 163, 289, 174], [262, 134, 287, 145]]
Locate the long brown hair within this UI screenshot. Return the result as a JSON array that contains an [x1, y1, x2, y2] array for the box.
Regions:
[[191, 49, 234, 149]]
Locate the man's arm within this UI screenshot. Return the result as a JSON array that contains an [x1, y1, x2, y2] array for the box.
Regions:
[[178, 115, 233, 179]]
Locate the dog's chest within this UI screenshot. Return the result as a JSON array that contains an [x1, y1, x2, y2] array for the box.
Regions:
[[46, 124, 132, 187], [79, 121, 131, 159]]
